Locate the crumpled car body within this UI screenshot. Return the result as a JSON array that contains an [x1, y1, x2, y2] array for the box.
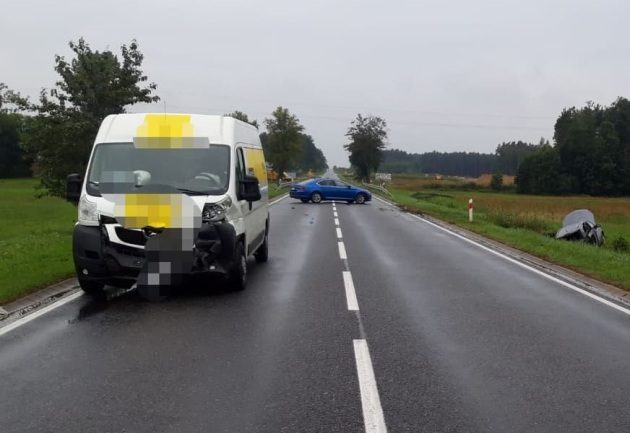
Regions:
[[555, 209, 604, 246]]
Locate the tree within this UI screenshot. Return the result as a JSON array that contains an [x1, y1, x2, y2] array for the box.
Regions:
[[0, 83, 30, 113], [515, 98, 630, 196], [296, 134, 327, 174], [516, 145, 568, 194], [344, 114, 388, 181], [24, 38, 159, 196], [0, 84, 31, 178], [224, 110, 258, 128], [495, 140, 541, 175], [264, 106, 304, 183]]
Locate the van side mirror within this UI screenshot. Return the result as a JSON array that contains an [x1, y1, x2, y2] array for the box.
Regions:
[[239, 174, 261, 202], [66, 173, 83, 203]]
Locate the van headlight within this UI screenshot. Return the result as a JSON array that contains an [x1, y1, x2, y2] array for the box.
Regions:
[[202, 197, 232, 223], [78, 195, 98, 226]]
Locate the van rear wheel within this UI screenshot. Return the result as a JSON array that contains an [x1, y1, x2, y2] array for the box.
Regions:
[[255, 231, 269, 263], [229, 242, 247, 291]]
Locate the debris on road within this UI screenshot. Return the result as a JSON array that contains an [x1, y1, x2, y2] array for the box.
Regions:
[[555, 209, 604, 246]]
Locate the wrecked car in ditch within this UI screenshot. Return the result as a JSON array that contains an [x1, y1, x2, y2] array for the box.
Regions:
[[555, 209, 604, 246]]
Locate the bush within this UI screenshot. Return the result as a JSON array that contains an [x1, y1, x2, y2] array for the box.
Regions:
[[490, 173, 503, 191], [612, 235, 630, 253]]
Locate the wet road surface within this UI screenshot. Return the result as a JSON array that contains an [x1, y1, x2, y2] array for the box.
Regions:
[[1, 194, 630, 433]]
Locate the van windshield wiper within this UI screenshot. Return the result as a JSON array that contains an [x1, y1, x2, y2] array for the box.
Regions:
[[176, 188, 209, 196]]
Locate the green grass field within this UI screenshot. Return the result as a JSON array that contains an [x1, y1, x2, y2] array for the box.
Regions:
[[381, 176, 630, 290], [0, 178, 77, 304]]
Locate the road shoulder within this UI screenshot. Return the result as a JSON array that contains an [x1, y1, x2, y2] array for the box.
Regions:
[[373, 195, 630, 309]]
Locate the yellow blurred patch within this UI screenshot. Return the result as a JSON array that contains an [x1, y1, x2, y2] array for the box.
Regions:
[[134, 114, 201, 148], [243, 148, 268, 186], [119, 194, 183, 229]]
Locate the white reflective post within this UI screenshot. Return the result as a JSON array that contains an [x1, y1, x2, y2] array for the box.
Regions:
[[468, 198, 474, 222]]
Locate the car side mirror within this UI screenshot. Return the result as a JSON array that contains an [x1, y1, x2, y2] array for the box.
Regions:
[[239, 174, 261, 202], [66, 173, 83, 203]]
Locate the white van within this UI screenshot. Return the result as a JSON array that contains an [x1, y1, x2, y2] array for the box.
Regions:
[[66, 113, 269, 299]]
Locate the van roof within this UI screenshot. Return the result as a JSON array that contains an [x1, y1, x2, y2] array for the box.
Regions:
[[95, 113, 260, 147]]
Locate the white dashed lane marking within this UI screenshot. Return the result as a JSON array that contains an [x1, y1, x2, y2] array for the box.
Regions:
[[342, 271, 359, 310], [354, 339, 388, 433], [338, 241, 347, 259], [334, 196, 388, 433]]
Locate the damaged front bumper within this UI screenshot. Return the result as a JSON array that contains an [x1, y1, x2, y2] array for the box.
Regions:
[[72, 221, 237, 288]]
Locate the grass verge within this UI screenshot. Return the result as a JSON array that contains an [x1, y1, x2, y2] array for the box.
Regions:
[[268, 183, 290, 199], [0, 178, 77, 304]]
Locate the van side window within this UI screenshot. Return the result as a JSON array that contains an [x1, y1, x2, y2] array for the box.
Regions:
[[235, 148, 246, 183]]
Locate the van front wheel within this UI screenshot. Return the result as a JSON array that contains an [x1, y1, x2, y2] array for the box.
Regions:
[[229, 242, 247, 291], [78, 277, 105, 296]]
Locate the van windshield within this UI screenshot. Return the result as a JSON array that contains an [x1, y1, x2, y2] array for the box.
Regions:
[[86, 143, 230, 195]]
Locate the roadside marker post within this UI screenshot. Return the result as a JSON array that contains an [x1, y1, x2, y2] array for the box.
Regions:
[[468, 198, 474, 222]]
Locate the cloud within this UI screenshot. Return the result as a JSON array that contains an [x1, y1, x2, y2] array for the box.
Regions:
[[2, 0, 629, 165]]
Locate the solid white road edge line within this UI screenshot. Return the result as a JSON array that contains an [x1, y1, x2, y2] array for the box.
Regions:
[[373, 196, 630, 317], [335, 218, 340, 226], [269, 193, 289, 206], [337, 227, 343, 239], [354, 339, 388, 433], [338, 241, 348, 260], [0, 291, 84, 337], [343, 271, 359, 310]]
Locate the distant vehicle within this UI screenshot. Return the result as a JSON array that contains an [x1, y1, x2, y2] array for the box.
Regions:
[[290, 178, 372, 204], [66, 113, 269, 298]]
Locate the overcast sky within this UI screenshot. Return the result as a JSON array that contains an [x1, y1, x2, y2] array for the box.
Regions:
[[2, 0, 629, 166]]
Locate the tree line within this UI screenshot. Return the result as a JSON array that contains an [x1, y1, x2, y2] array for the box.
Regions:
[[0, 38, 327, 194], [378, 140, 541, 178], [343, 100, 630, 198], [516, 99, 630, 196]]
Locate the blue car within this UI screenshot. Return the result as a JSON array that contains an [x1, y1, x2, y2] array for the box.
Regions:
[[290, 178, 372, 204]]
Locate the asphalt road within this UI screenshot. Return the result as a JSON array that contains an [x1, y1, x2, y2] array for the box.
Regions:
[[2, 189, 630, 432]]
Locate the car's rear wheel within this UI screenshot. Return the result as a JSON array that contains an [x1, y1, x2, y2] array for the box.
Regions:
[[229, 242, 247, 291], [78, 277, 105, 296], [311, 192, 323, 203], [300, 199, 309, 203], [355, 193, 367, 204]]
